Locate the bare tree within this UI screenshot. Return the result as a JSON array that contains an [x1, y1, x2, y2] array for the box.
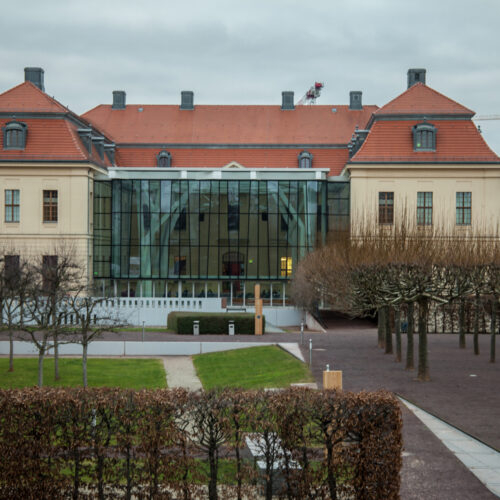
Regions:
[[65, 289, 125, 387], [0, 255, 30, 372], [21, 247, 81, 387]]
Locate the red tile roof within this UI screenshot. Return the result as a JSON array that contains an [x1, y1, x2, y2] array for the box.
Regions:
[[351, 119, 500, 163], [83, 104, 377, 145], [115, 147, 348, 176], [0, 117, 110, 166], [375, 83, 474, 116], [0, 81, 69, 113]]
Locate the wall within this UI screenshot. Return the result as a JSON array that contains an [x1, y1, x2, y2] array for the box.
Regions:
[[349, 164, 500, 235], [88, 298, 302, 327], [0, 164, 94, 277]]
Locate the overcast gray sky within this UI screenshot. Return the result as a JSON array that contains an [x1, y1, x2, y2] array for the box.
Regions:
[[1, 0, 499, 153]]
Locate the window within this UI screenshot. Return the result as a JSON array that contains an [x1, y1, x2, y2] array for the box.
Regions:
[[417, 192, 433, 226], [42, 255, 58, 293], [2, 121, 27, 150], [298, 150, 312, 169], [3, 255, 20, 283], [43, 190, 58, 222], [157, 150, 171, 168], [174, 256, 186, 275], [5, 189, 20, 222], [280, 257, 293, 277], [456, 192, 471, 225], [413, 122, 436, 151], [379, 192, 394, 224]]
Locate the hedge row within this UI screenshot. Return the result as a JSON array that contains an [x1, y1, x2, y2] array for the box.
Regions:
[[0, 388, 402, 500], [168, 311, 265, 335]]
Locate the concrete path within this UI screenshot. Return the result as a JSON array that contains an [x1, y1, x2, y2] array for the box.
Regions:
[[400, 397, 500, 498], [162, 356, 203, 390], [278, 342, 305, 362]]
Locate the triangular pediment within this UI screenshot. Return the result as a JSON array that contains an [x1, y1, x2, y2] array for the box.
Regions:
[[222, 161, 246, 169]]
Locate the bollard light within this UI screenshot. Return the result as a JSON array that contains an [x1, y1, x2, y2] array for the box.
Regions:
[[309, 338, 312, 366], [300, 321, 304, 346]]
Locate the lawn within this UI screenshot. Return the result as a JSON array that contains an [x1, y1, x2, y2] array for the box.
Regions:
[[193, 345, 314, 390], [0, 358, 166, 389]]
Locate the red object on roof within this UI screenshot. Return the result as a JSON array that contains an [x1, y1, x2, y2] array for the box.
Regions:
[[115, 147, 349, 176], [0, 81, 69, 113], [375, 83, 474, 116], [351, 119, 500, 163], [83, 105, 377, 145]]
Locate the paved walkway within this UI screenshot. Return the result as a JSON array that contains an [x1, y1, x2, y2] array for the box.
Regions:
[[162, 356, 203, 390], [401, 397, 500, 498]]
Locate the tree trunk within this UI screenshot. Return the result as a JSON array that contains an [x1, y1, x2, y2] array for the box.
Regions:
[[395, 307, 402, 362], [8, 328, 14, 372], [491, 300, 497, 364], [406, 302, 414, 370], [326, 443, 337, 500], [458, 300, 466, 349], [54, 331, 60, 380], [38, 350, 45, 387], [417, 299, 430, 381], [384, 306, 393, 354], [474, 293, 480, 355], [377, 308, 385, 349], [208, 446, 218, 500], [82, 342, 88, 387]]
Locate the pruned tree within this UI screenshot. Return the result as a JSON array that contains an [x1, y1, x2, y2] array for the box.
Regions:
[[0, 254, 30, 373], [22, 247, 81, 386], [64, 290, 125, 387]]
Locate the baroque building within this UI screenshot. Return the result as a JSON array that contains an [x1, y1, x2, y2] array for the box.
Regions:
[[1, 67, 499, 325]]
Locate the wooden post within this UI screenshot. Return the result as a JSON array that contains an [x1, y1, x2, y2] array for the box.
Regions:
[[255, 284, 263, 336], [323, 370, 342, 390]]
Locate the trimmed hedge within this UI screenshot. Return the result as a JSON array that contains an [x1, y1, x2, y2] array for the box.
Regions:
[[0, 388, 402, 499], [168, 311, 265, 335]]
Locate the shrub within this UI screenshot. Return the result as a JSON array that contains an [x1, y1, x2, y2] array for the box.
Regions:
[[168, 312, 265, 335], [0, 388, 402, 500]]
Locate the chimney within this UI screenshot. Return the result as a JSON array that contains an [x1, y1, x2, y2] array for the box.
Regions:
[[112, 91, 126, 109], [24, 67, 45, 91], [180, 91, 194, 110], [281, 91, 295, 110], [349, 91, 363, 110], [407, 68, 426, 88]]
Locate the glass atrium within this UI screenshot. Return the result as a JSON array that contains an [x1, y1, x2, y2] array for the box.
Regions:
[[93, 168, 349, 303]]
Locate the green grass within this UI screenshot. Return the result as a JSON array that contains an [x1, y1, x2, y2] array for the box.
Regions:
[[0, 358, 166, 389], [193, 345, 314, 390]]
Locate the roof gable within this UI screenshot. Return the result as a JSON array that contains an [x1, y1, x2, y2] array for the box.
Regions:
[[0, 81, 68, 113], [375, 83, 474, 117]]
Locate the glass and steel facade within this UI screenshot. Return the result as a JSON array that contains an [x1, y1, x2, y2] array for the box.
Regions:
[[93, 169, 349, 300]]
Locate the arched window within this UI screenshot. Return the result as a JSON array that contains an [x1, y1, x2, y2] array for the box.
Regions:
[[298, 150, 312, 168], [413, 122, 436, 151], [156, 150, 171, 168], [2, 121, 27, 150]]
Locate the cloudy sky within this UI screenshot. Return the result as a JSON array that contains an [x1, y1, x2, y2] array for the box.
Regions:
[[1, 0, 499, 152]]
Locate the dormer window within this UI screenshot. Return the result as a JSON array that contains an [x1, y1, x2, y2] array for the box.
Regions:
[[157, 150, 171, 168], [2, 121, 27, 150], [298, 150, 312, 168], [413, 122, 436, 151]]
